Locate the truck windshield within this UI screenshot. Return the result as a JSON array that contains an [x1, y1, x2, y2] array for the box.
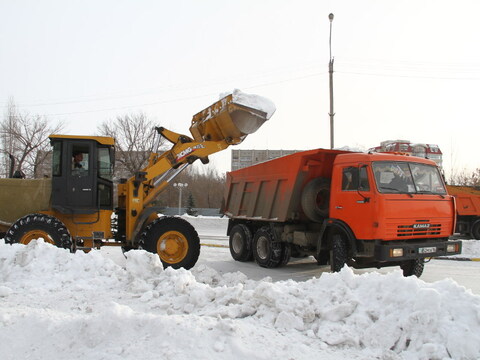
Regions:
[[373, 161, 446, 195]]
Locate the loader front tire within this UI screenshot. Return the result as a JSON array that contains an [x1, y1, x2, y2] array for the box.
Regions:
[[5, 214, 72, 251], [139, 216, 200, 270]]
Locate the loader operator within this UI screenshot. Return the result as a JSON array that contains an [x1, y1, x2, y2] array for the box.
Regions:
[[72, 151, 83, 169]]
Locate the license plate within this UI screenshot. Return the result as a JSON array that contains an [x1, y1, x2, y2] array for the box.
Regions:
[[419, 246, 436, 254]]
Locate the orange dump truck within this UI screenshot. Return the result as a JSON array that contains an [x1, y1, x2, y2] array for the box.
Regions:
[[223, 149, 461, 277], [446, 185, 480, 239]]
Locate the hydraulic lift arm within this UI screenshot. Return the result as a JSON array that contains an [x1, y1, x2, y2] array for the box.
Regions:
[[119, 92, 274, 242]]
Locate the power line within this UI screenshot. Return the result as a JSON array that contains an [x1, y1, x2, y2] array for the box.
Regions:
[[29, 72, 328, 117]]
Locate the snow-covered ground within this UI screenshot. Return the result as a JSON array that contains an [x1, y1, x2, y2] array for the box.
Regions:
[[1, 216, 480, 360]]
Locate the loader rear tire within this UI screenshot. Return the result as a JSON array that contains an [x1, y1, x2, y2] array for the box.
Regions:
[[229, 224, 253, 262], [138, 216, 200, 270], [252, 227, 282, 268], [5, 214, 72, 251], [301, 178, 330, 222]]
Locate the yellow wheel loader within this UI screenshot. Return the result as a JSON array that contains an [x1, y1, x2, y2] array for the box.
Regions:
[[1, 92, 273, 269]]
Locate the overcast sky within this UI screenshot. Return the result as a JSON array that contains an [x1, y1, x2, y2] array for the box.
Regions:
[[1, 0, 479, 177]]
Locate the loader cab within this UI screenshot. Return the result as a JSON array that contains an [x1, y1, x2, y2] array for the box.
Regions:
[[49, 135, 115, 214]]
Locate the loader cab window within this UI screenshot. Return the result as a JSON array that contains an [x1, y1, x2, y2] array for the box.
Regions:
[[71, 145, 89, 176], [52, 142, 62, 176], [97, 146, 114, 208], [98, 147, 114, 181]]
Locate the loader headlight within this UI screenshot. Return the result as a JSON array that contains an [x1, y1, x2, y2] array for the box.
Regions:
[[390, 248, 404, 257]]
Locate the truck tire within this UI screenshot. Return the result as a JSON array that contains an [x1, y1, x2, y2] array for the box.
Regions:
[[252, 227, 282, 268], [330, 231, 348, 272], [401, 259, 424, 277], [229, 224, 253, 262], [138, 216, 200, 270], [471, 219, 480, 240], [301, 178, 330, 222], [278, 242, 291, 267], [5, 213, 72, 251], [315, 250, 330, 265]]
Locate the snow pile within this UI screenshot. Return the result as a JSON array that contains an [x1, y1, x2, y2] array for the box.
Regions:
[[1, 240, 480, 359], [223, 89, 276, 119]]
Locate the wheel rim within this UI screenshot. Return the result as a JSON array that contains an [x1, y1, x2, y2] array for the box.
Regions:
[[256, 236, 269, 260], [20, 230, 54, 245], [157, 230, 189, 264], [232, 232, 243, 254]]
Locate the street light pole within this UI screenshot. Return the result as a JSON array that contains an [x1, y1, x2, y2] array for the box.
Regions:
[[328, 13, 335, 150], [173, 183, 188, 215]]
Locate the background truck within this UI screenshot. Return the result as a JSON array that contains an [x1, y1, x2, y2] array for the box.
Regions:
[[0, 91, 273, 270], [223, 148, 462, 277], [446, 185, 480, 239]]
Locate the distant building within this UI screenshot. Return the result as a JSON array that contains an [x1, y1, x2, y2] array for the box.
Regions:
[[231, 149, 302, 171], [368, 140, 443, 168]]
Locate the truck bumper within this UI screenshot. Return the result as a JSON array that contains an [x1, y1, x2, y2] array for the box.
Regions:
[[374, 240, 462, 261]]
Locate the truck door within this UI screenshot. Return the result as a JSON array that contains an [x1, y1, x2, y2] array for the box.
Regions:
[[330, 164, 375, 239]]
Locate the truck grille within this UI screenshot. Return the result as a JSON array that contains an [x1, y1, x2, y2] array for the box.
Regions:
[[397, 223, 441, 237]]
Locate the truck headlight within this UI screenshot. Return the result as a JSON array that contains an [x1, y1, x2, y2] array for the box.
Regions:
[[447, 244, 458, 253], [390, 248, 404, 257]]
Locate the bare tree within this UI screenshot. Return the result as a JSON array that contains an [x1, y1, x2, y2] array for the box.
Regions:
[[0, 97, 63, 178], [450, 167, 480, 187], [98, 112, 164, 178], [155, 166, 226, 209]]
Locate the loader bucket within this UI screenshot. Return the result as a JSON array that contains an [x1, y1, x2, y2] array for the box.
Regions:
[[189, 92, 273, 144]]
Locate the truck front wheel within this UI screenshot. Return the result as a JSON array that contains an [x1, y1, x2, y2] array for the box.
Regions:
[[401, 259, 424, 277], [5, 214, 72, 251], [139, 216, 200, 270], [330, 231, 348, 272], [229, 224, 253, 262], [252, 227, 282, 268], [471, 220, 480, 240]]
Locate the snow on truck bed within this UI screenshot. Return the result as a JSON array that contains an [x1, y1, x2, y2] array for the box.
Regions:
[[1, 236, 480, 360]]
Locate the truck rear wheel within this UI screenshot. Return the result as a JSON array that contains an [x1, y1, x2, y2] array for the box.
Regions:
[[252, 227, 282, 268], [139, 216, 200, 270], [330, 231, 348, 272], [5, 214, 72, 251], [401, 259, 424, 277], [229, 224, 253, 262], [301, 178, 330, 222], [279, 242, 291, 267], [471, 220, 480, 240]]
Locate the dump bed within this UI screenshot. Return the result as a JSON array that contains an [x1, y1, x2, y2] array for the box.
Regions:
[[223, 148, 350, 222], [446, 185, 480, 216]]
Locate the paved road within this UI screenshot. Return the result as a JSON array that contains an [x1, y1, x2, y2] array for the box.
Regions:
[[198, 237, 480, 295]]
